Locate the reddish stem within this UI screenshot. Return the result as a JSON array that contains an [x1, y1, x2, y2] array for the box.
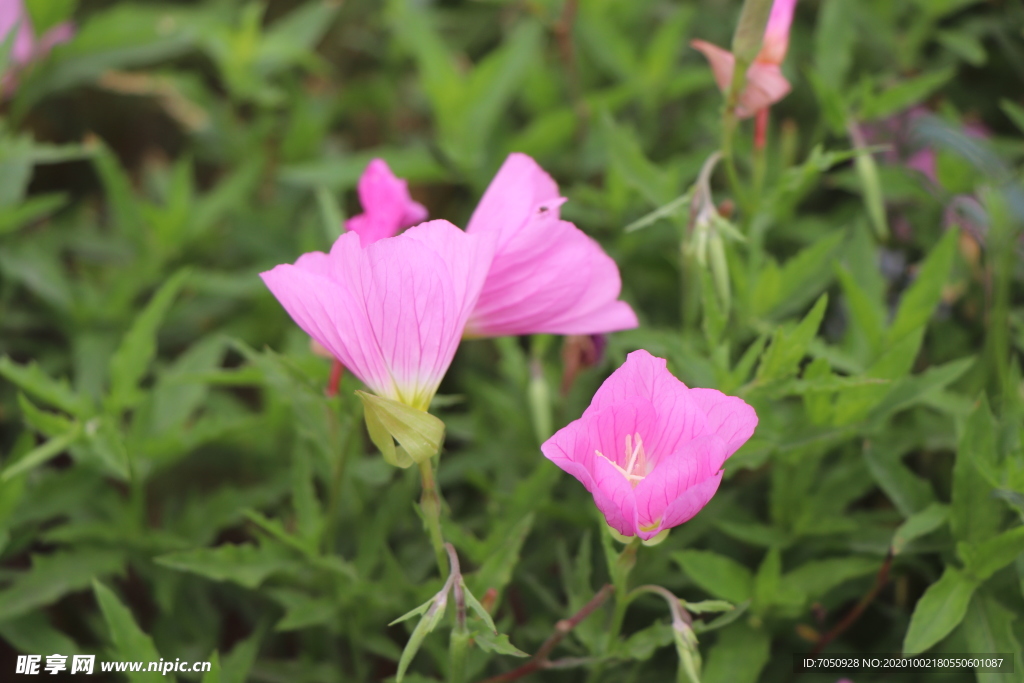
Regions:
[[476, 584, 615, 683], [809, 549, 894, 657], [754, 107, 769, 151], [326, 359, 344, 397]]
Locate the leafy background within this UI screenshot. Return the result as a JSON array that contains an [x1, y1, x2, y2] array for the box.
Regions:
[[1, 0, 1023, 681]]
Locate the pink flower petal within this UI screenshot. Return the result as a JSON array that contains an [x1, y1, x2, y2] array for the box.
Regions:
[[585, 350, 707, 464], [633, 435, 731, 538], [690, 40, 735, 96], [344, 159, 428, 246], [761, 0, 798, 65], [687, 388, 759, 456], [466, 153, 562, 253], [0, 0, 38, 64], [466, 213, 638, 336], [542, 399, 656, 536], [736, 62, 791, 119], [464, 153, 637, 337], [541, 351, 757, 538], [261, 220, 492, 409]]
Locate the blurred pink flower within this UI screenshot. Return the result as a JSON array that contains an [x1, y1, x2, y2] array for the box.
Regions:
[[0, 0, 73, 68], [691, 0, 797, 118], [261, 220, 494, 410], [344, 159, 428, 246], [541, 350, 757, 540], [463, 153, 638, 337]]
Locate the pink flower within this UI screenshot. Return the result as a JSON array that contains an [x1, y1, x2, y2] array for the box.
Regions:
[[691, 0, 797, 118], [344, 159, 428, 246], [541, 350, 757, 540], [0, 0, 73, 67], [261, 220, 494, 410], [463, 153, 638, 337]]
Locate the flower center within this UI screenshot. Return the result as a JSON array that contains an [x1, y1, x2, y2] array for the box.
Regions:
[[596, 432, 648, 488]]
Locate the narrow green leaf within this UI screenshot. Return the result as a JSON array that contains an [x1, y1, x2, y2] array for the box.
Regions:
[[756, 294, 829, 382], [959, 526, 1024, 582], [107, 269, 191, 413], [93, 580, 163, 683], [2, 425, 82, 481], [951, 396, 1002, 543], [886, 228, 958, 346], [0, 355, 91, 416], [963, 594, 1022, 683], [893, 503, 949, 555], [861, 68, 957, 120], [780, 557, 879, 599], [0, 550, 122, 621], [471, 630, 529, 657], [155, 543, 298, 589]]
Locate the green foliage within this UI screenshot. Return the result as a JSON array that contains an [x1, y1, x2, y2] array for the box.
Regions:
[[1, 0, 1022, 681]]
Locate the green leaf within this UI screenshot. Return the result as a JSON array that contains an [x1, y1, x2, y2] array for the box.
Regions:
[[471, 630, 529, 657], [779, 557, 879, 600], [0, 193, 68, 235], [893, 503, 950, 555], [903, 566, 978, 655], [602, 113, 675, 207], [221, 628, 262, 683], [684, 600, 735, 614], [959, 526, 1024, 582], [951, 396, 1002, 544], [731, 0, 773, 64], [621, 622, 674, 661], [863, 440, 936, 516], [0, 611, 80, 657], [462, 581, 498, 636], [2, 425, 82, 481], [886, 228, 958, 347], [468, 514, 533, 599], [1000, 99, 1024, 136], [755, 294, 829, 383], [107, 269, 191, 413], [155, 543, 298, 589], [271, 589, 338, 631], [150, 335, 226, 434], [702, 621, 770, 683], [93, 580, 163, 682], [861, 68, 957, 120], [936, 30, 987, 66], [0, 550, 122, 621], [396, 594, 448, 683], [315, 186, 345, 242], [201, 652, 221, 683], [814, 0, 857, 86], [17, 393, 76, 437], [751, 232, 845, 318], [0, 355, 91, 416], [962, 594, 1022, 683], [849, 124, 889, 240], [357, 391, 446, 468], [672, 550, 753, 604]]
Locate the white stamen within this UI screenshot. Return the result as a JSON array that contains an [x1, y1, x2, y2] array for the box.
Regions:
[[594, 432, 648, 488]]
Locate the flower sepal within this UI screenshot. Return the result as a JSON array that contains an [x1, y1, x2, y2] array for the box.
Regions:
[[357, 391, 445, 469]]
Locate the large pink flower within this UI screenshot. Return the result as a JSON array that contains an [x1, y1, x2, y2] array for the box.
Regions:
[[0, 0, 73, 67], [344, 159, 428, 246], [541, 350, 757, 540], [463, 153, 638, 337], [691, 0, 797, 118], [261, 220, 494, 410]]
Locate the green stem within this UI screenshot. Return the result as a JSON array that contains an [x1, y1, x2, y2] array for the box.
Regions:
[[587, 537, 641, 683], [419, 458, 448, 576]]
